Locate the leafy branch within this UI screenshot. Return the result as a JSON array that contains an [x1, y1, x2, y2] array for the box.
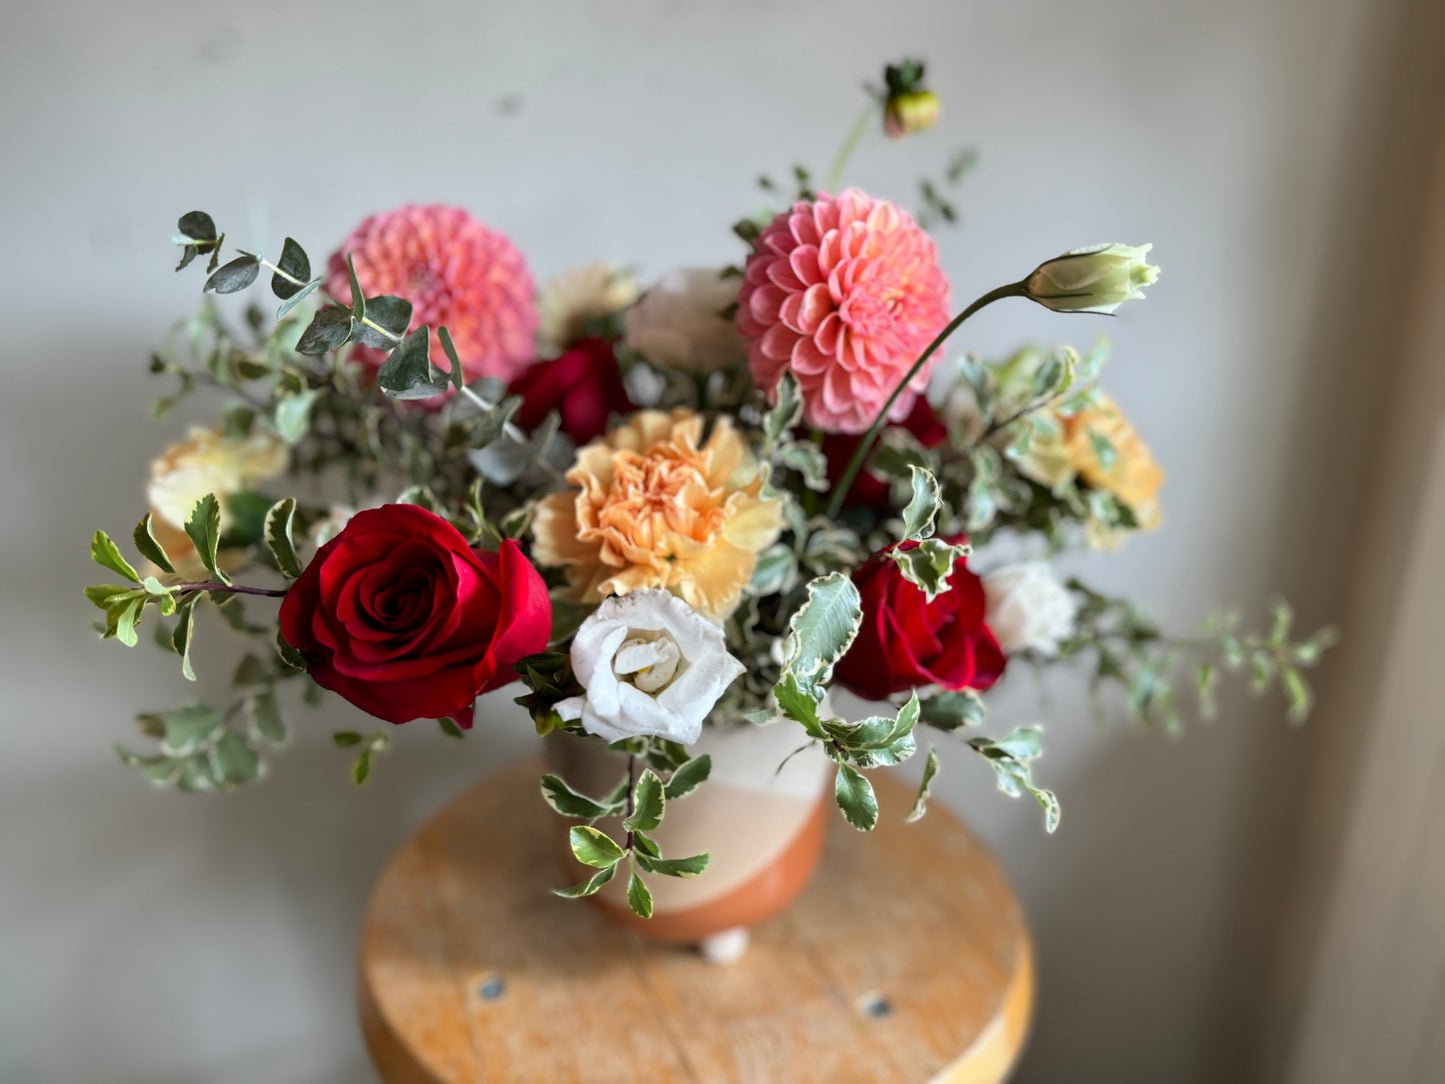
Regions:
[[1058, 579, 1338, 731], [541, 742, 713, 917]]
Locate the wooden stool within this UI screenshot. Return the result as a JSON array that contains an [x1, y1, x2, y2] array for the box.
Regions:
[[358, 757, 1034, 1083]]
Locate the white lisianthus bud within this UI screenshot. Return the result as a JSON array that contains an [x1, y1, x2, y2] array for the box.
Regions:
[[983, 562, 1078, 656], [623, 268, 746, 373], [1024, 243, 1160, 315], [556, 589, 745, 745]]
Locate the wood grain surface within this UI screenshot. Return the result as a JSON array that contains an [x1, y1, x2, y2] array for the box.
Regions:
[[358, 756, 1034, 1083]]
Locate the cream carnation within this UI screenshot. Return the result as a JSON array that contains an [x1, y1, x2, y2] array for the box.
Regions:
[[538, 263, 639, 350], [737, 189, 950, 433], [624, 268, 746, 373], [983, 562, 1078, 656], [146, 427, 288, 577], [555, 590, 745, 745]]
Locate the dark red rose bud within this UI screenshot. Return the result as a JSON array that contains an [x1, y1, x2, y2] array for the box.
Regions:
[[508, 337, 634, 445], [833, 537, 1006, 702], [822, 396, 948, 509], [279, 504, 551, 727]]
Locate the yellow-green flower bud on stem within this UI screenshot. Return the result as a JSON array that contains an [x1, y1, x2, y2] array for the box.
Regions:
[[1024, 243, 1160, 315], [884, 90, 941, 139]]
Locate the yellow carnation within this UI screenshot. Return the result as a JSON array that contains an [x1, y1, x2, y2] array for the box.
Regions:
[[531, 410, 782, 616], [1061, 396, 1163, 528], [146, 427, 289, 577]]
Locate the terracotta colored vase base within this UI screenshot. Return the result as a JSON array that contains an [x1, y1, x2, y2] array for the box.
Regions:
[[359, 756, 1035, 1083]]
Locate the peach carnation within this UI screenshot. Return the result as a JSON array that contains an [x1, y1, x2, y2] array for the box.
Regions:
[[737, 189, 950, 434], [326, 204, 537, 383], [531, 410, 783, 617]]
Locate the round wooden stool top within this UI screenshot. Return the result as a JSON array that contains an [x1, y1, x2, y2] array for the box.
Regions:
[[358, 757, 1034, 1083]]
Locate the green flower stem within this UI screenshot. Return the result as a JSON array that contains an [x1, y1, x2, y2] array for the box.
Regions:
[[825, 103, 878, 194], [824, 281, 1027, 520], [360, 316, 404, 345], [258, 259, 308, 288], [173, 582, 289, 598]]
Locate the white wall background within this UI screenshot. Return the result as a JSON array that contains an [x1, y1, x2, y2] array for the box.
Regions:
[[0, 0, 1406, 1080]]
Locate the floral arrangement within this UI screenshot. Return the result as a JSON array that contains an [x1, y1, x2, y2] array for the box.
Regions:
[[85, 61, 1333, 917]]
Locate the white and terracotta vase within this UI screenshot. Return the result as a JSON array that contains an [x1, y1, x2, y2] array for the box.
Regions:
[[545, 717, 831, 955]]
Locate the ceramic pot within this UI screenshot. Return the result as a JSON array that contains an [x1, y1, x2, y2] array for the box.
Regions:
[[545, 718, 831, 950]]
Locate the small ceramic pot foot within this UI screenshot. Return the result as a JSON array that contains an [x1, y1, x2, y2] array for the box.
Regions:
[[698, 926, 750, 965]]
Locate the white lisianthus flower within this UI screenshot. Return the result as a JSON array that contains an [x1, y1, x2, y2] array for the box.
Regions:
[[623, 268, 746, 373], [983, 562, 1078, 656], [556, 589, 745, 745], [1023, 243, 1160, 315]]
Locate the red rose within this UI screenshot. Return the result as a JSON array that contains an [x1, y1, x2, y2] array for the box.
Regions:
[[508, 337, 634, 444], [833, 538, 1006, 701], [279, 504, 551, 727], [822, 397, 948, 509]]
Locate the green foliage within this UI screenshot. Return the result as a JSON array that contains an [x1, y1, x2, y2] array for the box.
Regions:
[[900, 465, 942, 542], [246, 687, 286, 746], [378, 327, 447, 400], [343, 731, 390, 785], [540, 773, 615, 819], [967, 727, 1060, 832], [270, 238, 311, 299], [763, 373, 803, 451], [275, 628, 308, 672], [172, 593, 198, 680], [437, 326, 466, 391], [570, 825, 626, 868], [552, 863, 618, 899], [626, 871, 654, 918], [781, 572, 862, 687], [205, 253, 261, 295], [635, 852, 710, 878], [919, 688, 985, 730], [352, 295, 412, 349], [91, 530, 140, 583], [1060, 581, 1336, 731], [622, 769, 665, 833], [272, 389, 319, 445], [437, 717, 465, 739], [173, 211, 223, 272], [663, 755, 711, 800], [263, 498, 302, 578], [834, 763, 879, 830], [183, 493, 228, 585], [906, 746, 940, 822], [887, 536, 968, 602], [295, 306, 353, 355], [133, 513, 176, 575]]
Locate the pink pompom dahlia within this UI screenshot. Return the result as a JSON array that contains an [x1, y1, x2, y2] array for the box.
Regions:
[[737, 189, 950, 434], [326, 204, 537, 383]]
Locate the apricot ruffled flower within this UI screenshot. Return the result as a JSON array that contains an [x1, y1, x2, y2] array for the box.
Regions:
[[326, 204, 537, 383], [737, 189, 950, 434], [146, 427, 289, 577], [531, 410, 783, 616]]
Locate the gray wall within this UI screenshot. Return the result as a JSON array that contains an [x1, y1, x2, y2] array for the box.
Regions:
[[0, 0, 1398, 1080]]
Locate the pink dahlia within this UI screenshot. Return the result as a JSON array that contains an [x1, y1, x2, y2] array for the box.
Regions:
[[325, 204, 537, 384], [737, 189, 950, 434]]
